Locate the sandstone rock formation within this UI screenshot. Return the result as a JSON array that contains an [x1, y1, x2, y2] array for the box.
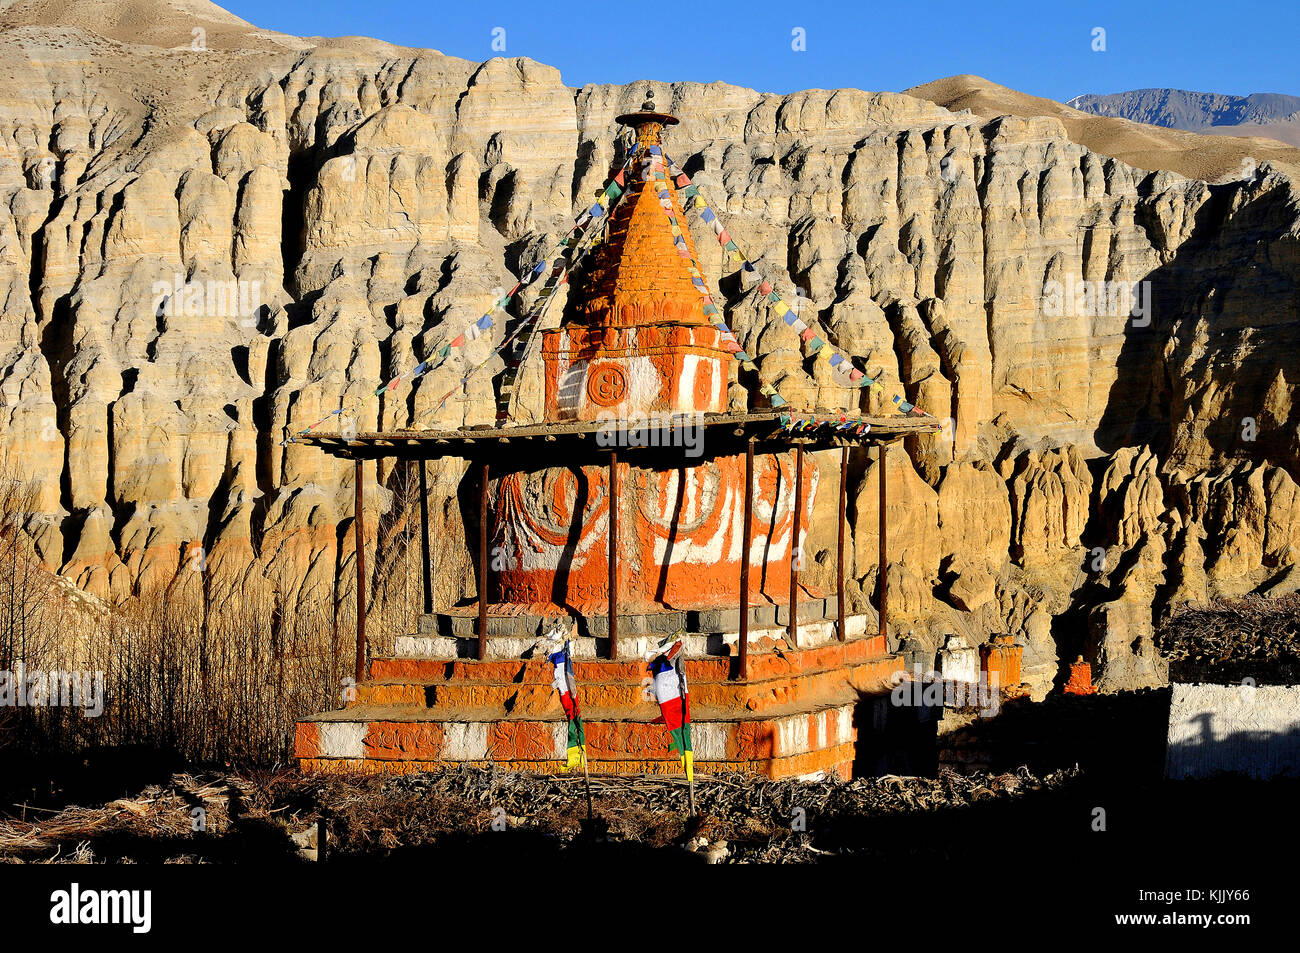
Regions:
[[1, 3, 1298, 694]]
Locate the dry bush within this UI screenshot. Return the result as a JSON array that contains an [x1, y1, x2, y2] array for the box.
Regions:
[[74, 584, 349, 763], [0, 463, 66, 752], [0, 457, 439, 767], [0, 468, 58, 672], [1158, 593, 1300, 664]]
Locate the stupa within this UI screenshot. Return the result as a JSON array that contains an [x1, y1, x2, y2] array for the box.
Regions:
[[495, 92, 810, 616], [293, 91, 941, 778]]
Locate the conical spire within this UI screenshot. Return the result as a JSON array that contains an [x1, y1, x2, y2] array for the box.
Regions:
[[568, 89, 708, 330]]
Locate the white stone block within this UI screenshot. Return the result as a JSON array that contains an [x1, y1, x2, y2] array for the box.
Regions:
[[693, 723, 727, 761], [318, 722, 366, 759], [442, 721, 489, 761], [774, 712, 810, 758]]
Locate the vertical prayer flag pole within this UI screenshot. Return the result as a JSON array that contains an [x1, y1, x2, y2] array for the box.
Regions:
[[581, 736, 594, 820], [550, 632, 592, 815], [651, 638, 695, 816], [574, 641, 593, 820], [575, 626, 593, 820], [678, 645, 696, 817]]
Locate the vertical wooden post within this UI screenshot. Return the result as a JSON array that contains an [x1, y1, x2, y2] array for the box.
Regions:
[[608, 452, 619, 661], [837, 444, 848, 642], [477, 461, 490, 661], [418, 460, 432, 615], [353, 458, 367, 684], [788, 443, 804, 646], [878, 441, 888, 644], [737, 438, 755, 680]]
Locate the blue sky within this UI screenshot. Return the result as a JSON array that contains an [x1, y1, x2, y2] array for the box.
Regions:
[[225, 0, 1300, 102]]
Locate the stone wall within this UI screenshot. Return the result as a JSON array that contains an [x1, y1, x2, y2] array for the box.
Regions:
[[1166, 683, 1300, 779]]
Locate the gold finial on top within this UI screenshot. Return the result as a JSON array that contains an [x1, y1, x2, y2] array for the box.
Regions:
[[616, 85, 679, 146]]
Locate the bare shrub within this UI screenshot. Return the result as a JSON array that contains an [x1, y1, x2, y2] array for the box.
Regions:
[[0, 457, 436, 766]]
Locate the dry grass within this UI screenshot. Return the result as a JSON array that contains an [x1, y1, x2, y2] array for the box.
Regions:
[[1157, 594, 1300, 684], [0, 460, 438, 768], [0, 764, 1081, 864], [2, 562, 353, 765]]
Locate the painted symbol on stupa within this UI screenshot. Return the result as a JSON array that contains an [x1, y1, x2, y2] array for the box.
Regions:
[[588, 364, 628, 406]]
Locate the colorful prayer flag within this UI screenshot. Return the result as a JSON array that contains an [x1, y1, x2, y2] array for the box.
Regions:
[[549, 640, 587, 771], [651, 645, 692, 781]]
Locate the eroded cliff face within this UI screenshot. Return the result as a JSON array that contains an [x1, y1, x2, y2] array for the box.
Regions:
[[1, 23, 1298, 693]]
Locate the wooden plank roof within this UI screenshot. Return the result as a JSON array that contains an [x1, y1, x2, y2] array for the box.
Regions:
[[294, 409, 941, 465]]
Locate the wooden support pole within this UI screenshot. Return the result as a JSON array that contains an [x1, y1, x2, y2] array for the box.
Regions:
[[878, 441, 888, 644], [353, 459, 367, 684], [477, 461, 490, 661], [737, 438, 755, 680], [418, 460, 432, 615], [788, 443, 804, 646], [837, 444, 848, 642], [608, 452, 620, 661]]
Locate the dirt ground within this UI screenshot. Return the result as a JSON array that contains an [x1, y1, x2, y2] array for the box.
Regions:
[[1, 685, 1293, 868], [3, 606, 1296, 868]]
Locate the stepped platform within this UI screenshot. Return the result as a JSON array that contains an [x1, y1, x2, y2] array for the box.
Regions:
[[295, 609, 903, 780]]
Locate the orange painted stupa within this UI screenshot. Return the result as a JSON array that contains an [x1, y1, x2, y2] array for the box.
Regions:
[[292, 89, 944, 781], [492, 92, 815, 614], [1063, 655, 1097, 695]]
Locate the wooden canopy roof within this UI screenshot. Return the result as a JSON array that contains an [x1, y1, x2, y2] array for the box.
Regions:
[[298, 409, 940, 466]]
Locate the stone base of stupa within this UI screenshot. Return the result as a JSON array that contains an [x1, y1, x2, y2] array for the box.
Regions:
[[295, 598, 906, 780]]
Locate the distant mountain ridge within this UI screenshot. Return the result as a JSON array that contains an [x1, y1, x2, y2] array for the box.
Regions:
[[1067, 88, 1300, 147]]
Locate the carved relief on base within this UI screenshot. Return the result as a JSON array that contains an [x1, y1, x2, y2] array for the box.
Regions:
[[491, 452, 818, 613]]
